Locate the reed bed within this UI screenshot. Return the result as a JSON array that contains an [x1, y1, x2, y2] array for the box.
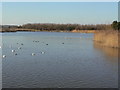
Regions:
[[94, 30, 120, 48]]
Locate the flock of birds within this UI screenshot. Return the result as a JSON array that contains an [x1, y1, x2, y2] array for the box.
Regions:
[[1, 40, 65, 59]]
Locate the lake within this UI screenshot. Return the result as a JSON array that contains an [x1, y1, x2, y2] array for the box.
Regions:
[[2, 32, 118, 88]]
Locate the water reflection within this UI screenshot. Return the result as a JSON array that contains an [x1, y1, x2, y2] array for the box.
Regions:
[[94, 42, 119, 59]]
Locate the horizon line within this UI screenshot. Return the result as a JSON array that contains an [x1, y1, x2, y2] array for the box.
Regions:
[[1, 22, 114, 26]]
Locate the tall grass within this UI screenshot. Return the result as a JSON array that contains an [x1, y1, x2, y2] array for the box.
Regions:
[[94, 30, 120, 48]]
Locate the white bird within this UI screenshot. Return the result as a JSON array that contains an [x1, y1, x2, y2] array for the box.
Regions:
[[2, 55, 6, 58], [41, 52, 45, 54], [12, 50, 15, 52], [32, 53, 35, 56], [0, 46, 1, 49]]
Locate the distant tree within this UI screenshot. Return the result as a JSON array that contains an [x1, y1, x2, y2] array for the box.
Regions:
[[112, 21, 118, 30]]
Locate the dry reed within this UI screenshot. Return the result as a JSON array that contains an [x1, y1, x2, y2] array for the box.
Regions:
[[94, 30, 120, 48]]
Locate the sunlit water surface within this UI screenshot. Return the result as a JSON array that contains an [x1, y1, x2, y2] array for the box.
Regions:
[[2, 32, 118, 88]]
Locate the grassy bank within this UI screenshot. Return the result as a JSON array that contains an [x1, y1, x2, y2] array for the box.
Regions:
[[94, 30, 120, 48], [72, 30, 96, 33]]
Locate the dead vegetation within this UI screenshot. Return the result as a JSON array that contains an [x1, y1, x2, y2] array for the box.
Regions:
[[94, 30, 120, 48]]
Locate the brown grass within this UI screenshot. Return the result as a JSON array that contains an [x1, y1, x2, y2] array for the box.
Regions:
[[72, 30, 96, 33], [94, 30, 120, 48]]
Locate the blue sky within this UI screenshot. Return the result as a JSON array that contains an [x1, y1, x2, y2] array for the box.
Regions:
[[2, 2, 118, 25]]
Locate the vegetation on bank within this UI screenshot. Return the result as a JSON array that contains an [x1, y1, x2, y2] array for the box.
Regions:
[[93, 21, 120, 48], [0, 23, 112, 32], [21, 23, 112, 31], [94, 30, 119, 48], [1, 21, 120, 32]]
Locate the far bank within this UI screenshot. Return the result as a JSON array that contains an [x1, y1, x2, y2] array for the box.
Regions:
[[0, 28, 96, 33]]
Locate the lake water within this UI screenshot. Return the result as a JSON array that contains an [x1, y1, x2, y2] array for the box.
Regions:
[[2, 32, 118, 88]]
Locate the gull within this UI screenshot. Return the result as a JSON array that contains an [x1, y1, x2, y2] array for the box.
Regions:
[[12, 50, 15, 52], [41, 52, 45, 54], [32, 53, 35, 56], [2, 55, 6, 58]]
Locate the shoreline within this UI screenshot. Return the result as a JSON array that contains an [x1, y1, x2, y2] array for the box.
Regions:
[[0, 29, 96, 33]]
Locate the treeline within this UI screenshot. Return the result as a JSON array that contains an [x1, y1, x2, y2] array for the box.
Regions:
[[1, 21, 120, 32], [20, 23, 112, 31]]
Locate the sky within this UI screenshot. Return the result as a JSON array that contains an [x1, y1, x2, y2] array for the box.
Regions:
[[1, 2, 118, 25], [1, 0, 119, 2]]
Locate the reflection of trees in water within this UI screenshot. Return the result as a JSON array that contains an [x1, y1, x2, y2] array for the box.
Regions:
[[94, 42, 119, 58]]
